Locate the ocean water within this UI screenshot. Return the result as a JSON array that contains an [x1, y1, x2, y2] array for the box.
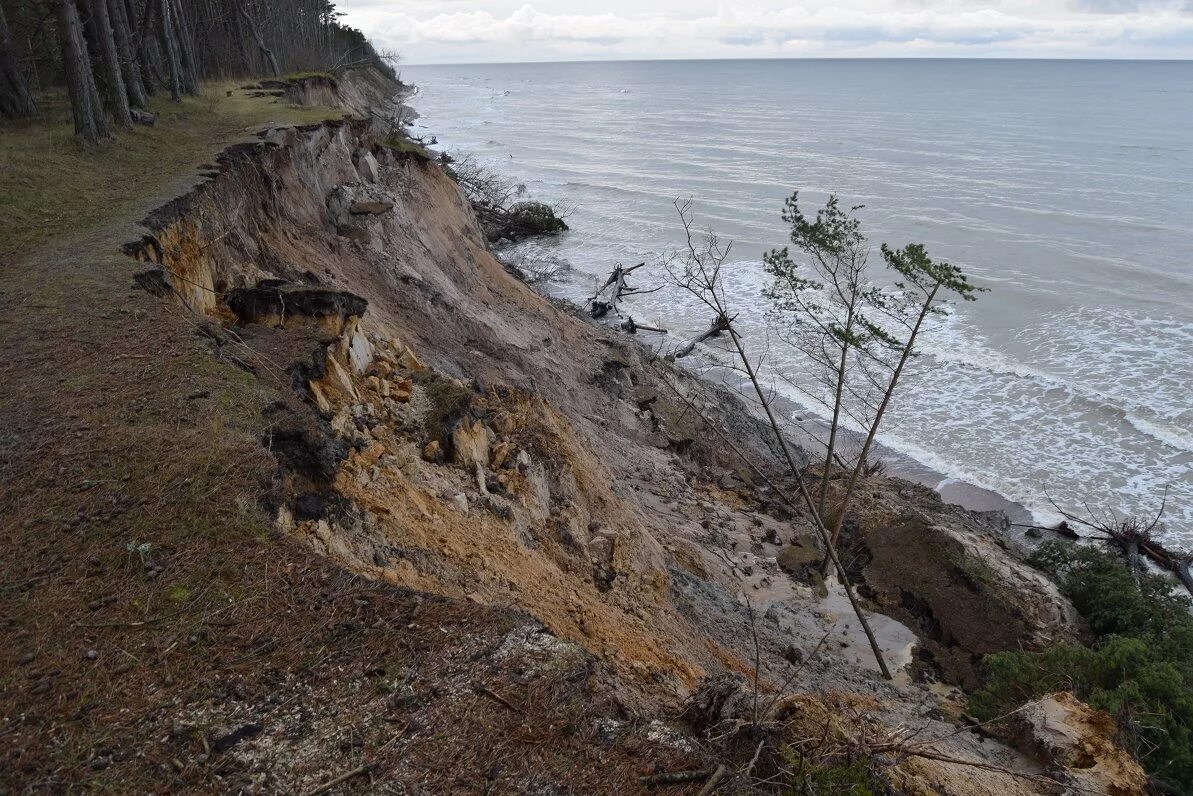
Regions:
[[401, 59, 1193, 545]]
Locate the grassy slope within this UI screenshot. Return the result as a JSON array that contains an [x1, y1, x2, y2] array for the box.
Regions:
[[0, 87, 692, 792], [0, 83, 337, 261]]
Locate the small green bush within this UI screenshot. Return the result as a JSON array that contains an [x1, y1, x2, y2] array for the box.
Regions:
[[506, 201, 568, 235], [972, 542, 1193, 792]]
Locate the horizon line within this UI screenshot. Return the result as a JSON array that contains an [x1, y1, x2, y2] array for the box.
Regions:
[[399, 54, 1193, 68]]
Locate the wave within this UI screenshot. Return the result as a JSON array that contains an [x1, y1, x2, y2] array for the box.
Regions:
[[1125, 412, 1193, 454], [917, 315, 1193, 454]]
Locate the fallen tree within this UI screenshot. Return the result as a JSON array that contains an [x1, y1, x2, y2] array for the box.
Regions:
[[1026, 492, 1193, 598], [447, 154, 569, 243]]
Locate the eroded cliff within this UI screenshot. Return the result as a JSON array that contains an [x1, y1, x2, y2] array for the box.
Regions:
[[0, 71, 1138, 793]]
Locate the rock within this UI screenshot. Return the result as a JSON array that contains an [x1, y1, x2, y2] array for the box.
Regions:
[[422, 440, 442, 462], [450, 493, 469, 514], [325, 358, 359, 400], [349, 199, 395, 215], [451, 420, 490, 468], [776, 541, 820, 575], [397, 347, 425, 371], [355, 149, 381, 183], [490, 440, 513, 469], [345, 324, 374, 373], [130, 107, 156, 126], [1012, 692, 1147, 796], [308, 380, 331, 413], [390, 377, 413, 402], [336, 223, 370, 242]]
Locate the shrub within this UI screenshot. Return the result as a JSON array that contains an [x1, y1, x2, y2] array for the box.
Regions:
[[972, 542, 1193, 791], [505, 201, 568, 236]]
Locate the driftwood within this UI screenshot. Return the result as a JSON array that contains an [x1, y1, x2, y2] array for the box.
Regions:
[[673, 312, 734, 359], [589, 262, 648, 318], [619, 316, 667, 335]]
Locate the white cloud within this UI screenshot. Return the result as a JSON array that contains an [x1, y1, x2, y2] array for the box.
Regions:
[[335, 0, 1193, 62]]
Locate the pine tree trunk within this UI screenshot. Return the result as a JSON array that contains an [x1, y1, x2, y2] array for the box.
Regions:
[[225, 0, 253, 74], [108, 0, 148, 107], [85, 0, 133, 125], [129, 0, 158, 96], [169, 0, 199, 95], [156, 0, 182, 100], [57, 0, 110, 141], [234, 2, 280, 77], [0, 3, 37, 119]]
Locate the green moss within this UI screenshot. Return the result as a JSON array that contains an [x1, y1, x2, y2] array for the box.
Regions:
[[784, 759, 881, 795], [283, 71, 334, 82], [378, 134, 430, 159], [166, 584, 193, 603]]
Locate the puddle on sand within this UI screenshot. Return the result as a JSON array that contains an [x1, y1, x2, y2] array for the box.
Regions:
[[818, 576, 918, 678]]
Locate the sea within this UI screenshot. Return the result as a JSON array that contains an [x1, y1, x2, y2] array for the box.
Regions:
[[400, 59, 1193, 546]]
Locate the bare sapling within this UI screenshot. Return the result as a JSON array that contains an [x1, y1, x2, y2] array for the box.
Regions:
[[661, 199, 893, 679]]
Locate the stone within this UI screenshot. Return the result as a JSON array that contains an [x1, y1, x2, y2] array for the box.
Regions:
[[776, 542, 820, 574], [336, 224, 370, 242], [325, 357, 359, 400], [1012, 692, 1147, 796], [397, 347, 425, 371], [349, 199, 395, 215], [451, 420, 490, 468], [346, 326, 374, 374], [422, 440, 442, 462], [450, 493, 469, 514], [390, 377, 413, 402], [490, 441, 513, 469], [355, 149, 381, 183]]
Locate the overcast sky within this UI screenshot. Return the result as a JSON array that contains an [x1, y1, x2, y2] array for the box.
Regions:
[[336, 0, 1193, 63]]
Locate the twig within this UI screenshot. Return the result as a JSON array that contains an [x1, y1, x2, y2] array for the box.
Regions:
[[472, 682, 523, 713], [697, 764, 730, 795], [302, 764, 371, 796], [743, 739, 766, 780]]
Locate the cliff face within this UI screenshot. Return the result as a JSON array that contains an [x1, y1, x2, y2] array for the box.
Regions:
[[107, 89, 1132, 791]]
